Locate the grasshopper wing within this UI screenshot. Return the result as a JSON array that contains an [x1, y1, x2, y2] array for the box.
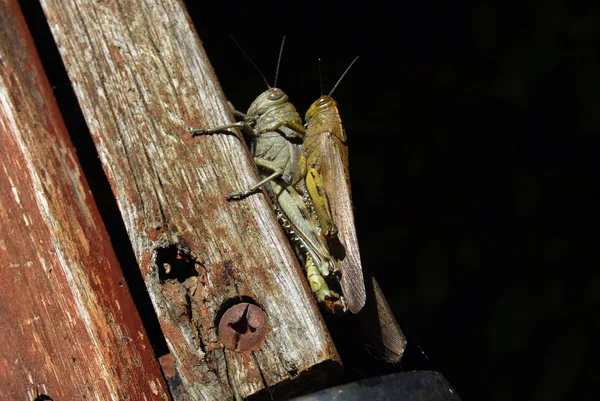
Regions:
[[359, 276, 407, 364], [311, 129, 366, 313]]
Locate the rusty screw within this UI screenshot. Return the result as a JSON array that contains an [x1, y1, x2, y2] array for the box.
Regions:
[[218, 303, 269, 352]]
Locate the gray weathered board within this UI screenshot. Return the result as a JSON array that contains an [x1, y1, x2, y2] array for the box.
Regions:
[[39, 0, 342, 399]]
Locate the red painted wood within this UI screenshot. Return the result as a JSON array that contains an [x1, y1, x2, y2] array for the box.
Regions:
[[0, 1, 170, 399]]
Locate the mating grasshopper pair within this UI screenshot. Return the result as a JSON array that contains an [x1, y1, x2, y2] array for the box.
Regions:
[[191, 38, 406, 363]]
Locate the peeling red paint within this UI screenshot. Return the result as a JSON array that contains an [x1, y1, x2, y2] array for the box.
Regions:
[[158, 354, 176, 380], [109, 44, 124, 65], [147, 225, 166, 241], [0, 1, 171, 399]]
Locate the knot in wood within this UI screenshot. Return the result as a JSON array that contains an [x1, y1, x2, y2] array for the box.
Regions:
[[218, 303, 268, 352]]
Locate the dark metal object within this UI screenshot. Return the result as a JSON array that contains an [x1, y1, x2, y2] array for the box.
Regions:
[[218, 303, 269, 352], [290, 371, 462, 401]]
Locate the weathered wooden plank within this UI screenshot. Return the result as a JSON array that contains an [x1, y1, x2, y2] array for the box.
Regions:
[[0, 1, 171, 399], [39, 0, 342, 399]]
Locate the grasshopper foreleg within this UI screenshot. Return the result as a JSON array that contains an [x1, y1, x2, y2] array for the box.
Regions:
[[275, 120, 306, 136], [189, 121, 257, 137], [233, 110, 247, 119], [226, 101, 247, 119]]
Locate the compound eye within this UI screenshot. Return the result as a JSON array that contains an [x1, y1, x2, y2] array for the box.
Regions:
[[268, 89, 284, 101]]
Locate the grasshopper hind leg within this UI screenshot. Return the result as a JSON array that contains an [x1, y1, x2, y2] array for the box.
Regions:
[[226, 168, 284, 200], [305, 167, 338, 238], [306, 256, 347, 314]]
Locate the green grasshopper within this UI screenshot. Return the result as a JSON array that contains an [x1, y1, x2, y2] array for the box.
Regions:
[[190, 38, 347, 313], [300, 59, 407, 361]]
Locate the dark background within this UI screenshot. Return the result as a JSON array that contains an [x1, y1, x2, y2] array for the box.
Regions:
[[21, 0, 596, 400]]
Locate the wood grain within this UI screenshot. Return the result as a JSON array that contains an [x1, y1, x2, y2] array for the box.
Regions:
[[38, 0, 342, 399], [0, 0, 170, 399]]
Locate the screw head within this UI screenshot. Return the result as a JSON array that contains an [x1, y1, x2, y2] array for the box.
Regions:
[[218, 303, 269, 352]]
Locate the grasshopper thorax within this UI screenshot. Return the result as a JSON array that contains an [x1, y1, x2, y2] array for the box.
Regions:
[[247, 87, 289, 116]]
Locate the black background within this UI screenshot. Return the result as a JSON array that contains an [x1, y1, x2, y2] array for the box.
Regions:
[[20, 0, 596, 400]]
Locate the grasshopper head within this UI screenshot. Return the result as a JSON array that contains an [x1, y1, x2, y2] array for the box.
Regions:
[[305, 95, 337, 123], [305, 96, 346, 142], [247, 88, 289, 116]]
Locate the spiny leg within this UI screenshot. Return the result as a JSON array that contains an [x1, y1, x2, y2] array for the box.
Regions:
[[275, 181, 339, 278]]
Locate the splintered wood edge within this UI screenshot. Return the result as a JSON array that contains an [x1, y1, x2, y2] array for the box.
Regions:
[[39, 0, 341, 399]]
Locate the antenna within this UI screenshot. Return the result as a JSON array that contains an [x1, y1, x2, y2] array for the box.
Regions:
[[318, 58, 324, 96], [273, 36, 286, 88], [329, 56, 359, 96], [230, 35, 271, 88]]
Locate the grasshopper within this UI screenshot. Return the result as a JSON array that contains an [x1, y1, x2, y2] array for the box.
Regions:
[[301, 59, 407, 361], [297, 58, 366, 314], [190, 38, 347, 313]]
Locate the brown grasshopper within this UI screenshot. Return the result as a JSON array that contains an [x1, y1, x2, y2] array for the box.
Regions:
[[300, 59, 407, 361], [297, 58, 366, 314], [190, 38, 348, 313]]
